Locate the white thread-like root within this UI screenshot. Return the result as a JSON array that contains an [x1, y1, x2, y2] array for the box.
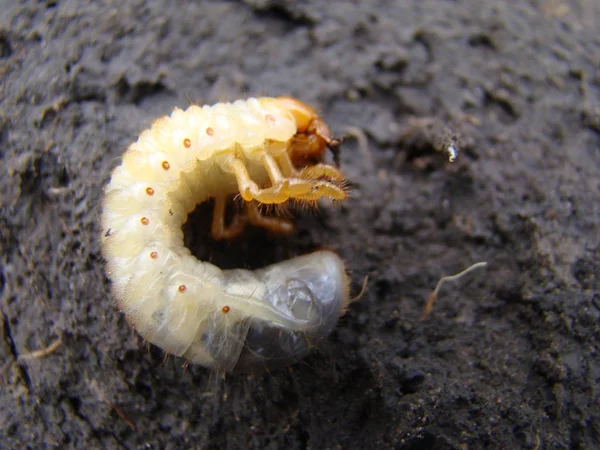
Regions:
[[101, 98, 350, 372], [421, 262, 488, 319]]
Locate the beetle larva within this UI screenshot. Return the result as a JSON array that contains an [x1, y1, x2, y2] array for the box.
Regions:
[[100, 97, 350, 372]]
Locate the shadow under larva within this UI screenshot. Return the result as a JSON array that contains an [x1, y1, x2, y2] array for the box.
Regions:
[[100, 96, 352, 373]]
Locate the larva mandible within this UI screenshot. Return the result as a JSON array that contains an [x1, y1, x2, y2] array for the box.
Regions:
[[100, 97, 351, 373]]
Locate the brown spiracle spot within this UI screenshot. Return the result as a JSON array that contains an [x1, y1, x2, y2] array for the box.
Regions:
[[222, 306, 230, 314], [140, 217, 150, 225], [146, 187, 155, 196], [150, 251, 158, 259], [178, 285, 187, 293], [183, 138, 191, 148], [162, 161, 170, 170], [206, 127, 214, 137]]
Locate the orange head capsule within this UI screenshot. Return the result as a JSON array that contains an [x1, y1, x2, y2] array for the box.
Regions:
[[274, 97, 341, 167]]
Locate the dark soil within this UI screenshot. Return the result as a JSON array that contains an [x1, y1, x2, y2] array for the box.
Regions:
[[1, 1, 599, 449]]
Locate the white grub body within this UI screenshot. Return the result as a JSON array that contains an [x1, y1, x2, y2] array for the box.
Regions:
[[100, 98, 349, 372]]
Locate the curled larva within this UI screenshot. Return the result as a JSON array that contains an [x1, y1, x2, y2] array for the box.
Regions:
[[101, 97, 350, 372]]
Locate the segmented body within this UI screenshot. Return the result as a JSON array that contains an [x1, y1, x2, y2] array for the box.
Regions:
[[100, 97, 349, 372]]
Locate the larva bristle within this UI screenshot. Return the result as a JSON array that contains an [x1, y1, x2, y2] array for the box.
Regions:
[[272, 202, 293, 219]]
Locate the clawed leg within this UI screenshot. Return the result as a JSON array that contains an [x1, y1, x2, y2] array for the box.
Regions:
[[223, 157, 290, 204], [247, 202, 294, 235], [274, 153, 346, 200], [298, 163, 345, 182], [211, 196, 248, 240], [222, 153, 346, 205], [276, 153, 344, 182], [211, 196, 294, 240]]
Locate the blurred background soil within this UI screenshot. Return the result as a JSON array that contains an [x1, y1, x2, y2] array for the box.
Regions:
[[1, 1, 598, 448]]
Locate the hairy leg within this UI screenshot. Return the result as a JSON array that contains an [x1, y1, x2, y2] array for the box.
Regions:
[[221, 154, 346, 204], [211, 196, 248, 240], [247, 202, 294, 235]]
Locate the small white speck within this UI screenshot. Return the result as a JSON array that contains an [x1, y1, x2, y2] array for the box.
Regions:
[[447, 145, 457, 162]]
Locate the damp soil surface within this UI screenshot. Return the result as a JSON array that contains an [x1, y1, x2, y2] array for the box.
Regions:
[[1, 1, 599, 449]]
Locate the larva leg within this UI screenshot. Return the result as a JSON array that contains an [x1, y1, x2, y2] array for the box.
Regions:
[[223, 154, 346, 205], [276, 153, 344, 182], [262, 153, 317, 197], [247, 202, 294, 235], [212, 195, 294, 238], [299, 164, 345, 181], [262, 153, 347, 201], [224, 157, 291, 204], [211, 196, 248, 240], [275, 152, 298, 177]]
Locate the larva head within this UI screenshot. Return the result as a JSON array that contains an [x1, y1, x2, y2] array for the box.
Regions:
[[275, 96, 341, 168]]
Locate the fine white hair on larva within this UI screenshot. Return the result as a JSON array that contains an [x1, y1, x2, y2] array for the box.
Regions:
[[100, 97, 351, 373]]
